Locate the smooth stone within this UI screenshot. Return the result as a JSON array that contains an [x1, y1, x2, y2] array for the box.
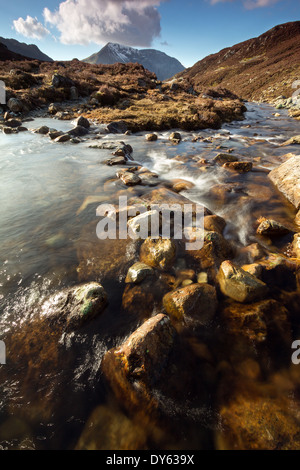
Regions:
[[217, 260, 268, 303], [125, 262, 154, 284]]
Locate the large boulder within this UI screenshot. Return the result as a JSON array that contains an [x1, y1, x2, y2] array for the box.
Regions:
[[101, 314, 176, 413], [217, 261, 268, 303], [268, 155, 300, 209], [163, 283, 218, 324], [52, 73, 74, 89]]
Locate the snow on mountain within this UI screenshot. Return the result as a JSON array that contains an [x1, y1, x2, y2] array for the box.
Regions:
[[83, 43, 185, 81]]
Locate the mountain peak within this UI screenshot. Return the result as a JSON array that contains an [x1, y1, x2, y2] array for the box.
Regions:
[[83, 42, 185, 81]]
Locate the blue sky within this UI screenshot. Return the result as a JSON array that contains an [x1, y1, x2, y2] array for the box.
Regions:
[[0, 0, 299, 66]]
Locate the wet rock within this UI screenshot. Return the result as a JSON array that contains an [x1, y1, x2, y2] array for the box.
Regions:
[[122, 284, 156, 317], [140, 237, 177, 270], [48, 103, 58, 115], [42, 282, 108, 331], [146, 133, 158, 142], [240, 243, 265, 263], [268, 155, 300, 209], [5, 118, 22, 128], [282, 135, 300, 146], [7, 97, 23, 113], [223, 161, 253, 173], [2, 127, 15, 134], [17, 126, 28, 132], [217, 260, 268, 303], [120, 172, 141, 186], [170, 179, 195, 193], [49, 130, 63, 140], [76, 405, 147, 450], [218, 391, 300, 450], [186, 231, 234, 280], [241, 263, 263, 278], [68, 125, 89, 137], [101, 314, 176, 413], [106, 120, 128, 134], [293, 234, 300, 258], [75, 115, 90, 129], [104, 156, 126, 166], [295, 210, 300, 226], [204, 215, 226, 234], [125, 262, 154, 284], [169, 132, 182, 143], [256, 218, 291, 237], [163, 283, 218, 324], [55, 134, 71, 143], [34, 126, 50, 135], [213, 153, 239, 165], [128, 210, 161, 239]]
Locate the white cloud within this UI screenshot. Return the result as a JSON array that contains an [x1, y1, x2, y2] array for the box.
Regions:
[[210, 0, 279, 7], [13, 15, 50, 40], [243, 0, 279, 9], [43, 0, 165, 47]]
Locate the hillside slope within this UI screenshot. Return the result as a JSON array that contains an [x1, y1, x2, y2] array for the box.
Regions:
[[0, 37, 53, 62], [178, 22, 300, 103]]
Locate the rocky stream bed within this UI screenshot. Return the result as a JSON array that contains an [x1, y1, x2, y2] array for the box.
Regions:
[[0, 102, 299, 450]]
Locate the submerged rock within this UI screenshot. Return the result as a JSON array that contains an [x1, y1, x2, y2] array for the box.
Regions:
[[41, 282, 108, 331], [125, 262, 154, 284], [101, 314, 176, 413], [120, 172, 141, 186], [223, 161, 253, 173], [256, 218, 291, 237], [219, 391, 300, 450], [268, 155, 300, 209], [169, 132, 182, 143], [146, 133, 158, 142], [204, 215, 226, 234], [217, 260, 268, 303], [163, 283, 218, 324], [76, 405, 147, 451], [140, 237, 177, 270], [213, 153, 239, 165]]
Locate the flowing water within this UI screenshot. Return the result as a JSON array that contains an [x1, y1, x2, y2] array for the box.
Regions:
[[0, 103, 299, 449]]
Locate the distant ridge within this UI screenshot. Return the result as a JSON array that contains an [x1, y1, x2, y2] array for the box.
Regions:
[[0, 42, 31, 61], [178, 21, 300, 102], [83, 42, 185, 81], [0, 37, 53, 62]]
